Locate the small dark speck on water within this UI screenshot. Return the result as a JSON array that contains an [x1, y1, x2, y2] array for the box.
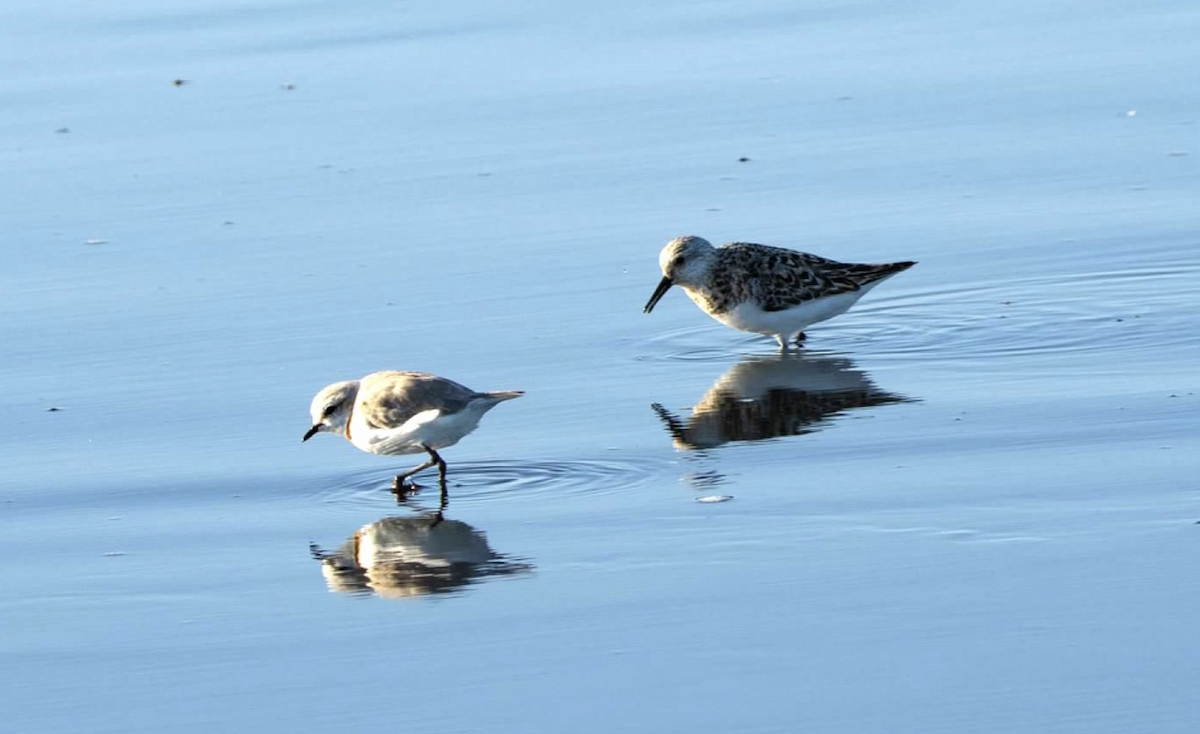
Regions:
[[280, 83, 296, 91], [222, 220, 235, 226], [738, 157, 751, 163], [1115, 318, 1124, 322], [55, 127, 70, 134], [103, 551, 126, 557], [1167, 151, 1188, 157], [46, 407, 62, 412], [172, 78, 187, 86], [477, 172, 493, 177], [836, 95, 853, 101]]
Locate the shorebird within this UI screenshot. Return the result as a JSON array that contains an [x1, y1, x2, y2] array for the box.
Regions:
[[303, 371, 522, 490], [644, 235, 915, 348]]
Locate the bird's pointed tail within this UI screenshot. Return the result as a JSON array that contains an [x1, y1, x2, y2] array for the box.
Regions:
[[852, 260, 917, 286]]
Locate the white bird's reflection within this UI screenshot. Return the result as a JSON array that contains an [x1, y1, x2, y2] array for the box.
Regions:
[[311, 513, 531, 598], [652, 353, 912, 450]]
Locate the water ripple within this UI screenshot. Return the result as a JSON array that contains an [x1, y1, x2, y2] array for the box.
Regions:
[[312, 456, 671, 510], [844, 264, 1200, 363]]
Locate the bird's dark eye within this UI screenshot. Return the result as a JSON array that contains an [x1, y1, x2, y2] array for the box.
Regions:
[[322, 404, 337, 417], [672, 256, 686, 269]]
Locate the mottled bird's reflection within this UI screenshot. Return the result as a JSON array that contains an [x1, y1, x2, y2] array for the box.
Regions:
[[310, 511, 532, 598], [652, 352, 912, 451]]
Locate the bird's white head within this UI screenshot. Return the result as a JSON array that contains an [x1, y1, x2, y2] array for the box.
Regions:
[[303, 380, 360, 442], [644, 235, 717, 313]]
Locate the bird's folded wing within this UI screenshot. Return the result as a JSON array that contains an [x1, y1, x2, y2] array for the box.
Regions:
[[367, 409, 442, 446], [357, 371, 476, 429]]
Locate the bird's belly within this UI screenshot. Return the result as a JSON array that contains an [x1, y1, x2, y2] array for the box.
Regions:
[[412, 412, 484, 450], [351, 431, 424, 456], [721, 291, 868, 335], [353, 412, 484, 456]]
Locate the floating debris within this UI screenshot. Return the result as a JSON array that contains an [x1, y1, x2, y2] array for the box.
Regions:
[[1168, 151, 1188, 157], [102, 551, 126, 557], [55, 127, 70, 134], [737, 156, 751, 163], [45, 407, 62, 412], [84, 238, 107, 245], [280, 83, 296, 91], [696, 495, 733, 504], [172, 78, 187, 87]]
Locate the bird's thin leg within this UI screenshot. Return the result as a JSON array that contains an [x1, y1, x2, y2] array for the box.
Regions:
[[392, 455, 438, 492], [775, 334, 790, 352], [423, 444, 448, 484], [394, 446, 449, 498]]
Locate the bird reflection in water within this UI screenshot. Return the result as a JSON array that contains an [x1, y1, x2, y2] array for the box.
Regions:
[[310, 495, 531, 598], [652, 352, 912, 451]]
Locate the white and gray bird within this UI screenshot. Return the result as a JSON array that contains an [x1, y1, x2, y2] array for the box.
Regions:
[[303, 371, 523, 489], [643, 235, 916, 349]]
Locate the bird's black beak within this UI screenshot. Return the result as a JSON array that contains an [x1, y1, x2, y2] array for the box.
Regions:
[[643, 276, 673, 313], [302, 424, 321, 442]]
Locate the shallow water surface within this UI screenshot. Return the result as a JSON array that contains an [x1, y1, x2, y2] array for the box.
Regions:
[[3, 0, 1200, 731]]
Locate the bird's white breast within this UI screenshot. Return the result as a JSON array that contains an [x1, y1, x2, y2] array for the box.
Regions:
[[705, 288, 873, 336]]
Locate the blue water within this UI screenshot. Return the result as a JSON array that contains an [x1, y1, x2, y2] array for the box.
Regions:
[[3, 0, 1199, 731]]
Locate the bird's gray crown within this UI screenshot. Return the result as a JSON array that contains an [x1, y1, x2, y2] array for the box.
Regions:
[[309, 380, 360, 436], [659, 235, 717, 284]]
